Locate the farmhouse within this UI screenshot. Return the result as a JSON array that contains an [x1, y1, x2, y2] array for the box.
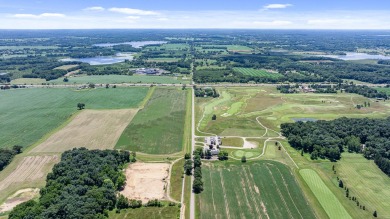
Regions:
[[134, 68, 166, 75], [204, 136, 221, 155]]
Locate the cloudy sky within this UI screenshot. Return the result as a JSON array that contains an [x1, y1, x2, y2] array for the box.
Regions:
[[1, 0, 390, 29]]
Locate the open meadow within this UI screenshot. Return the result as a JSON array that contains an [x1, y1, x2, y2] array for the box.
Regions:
[[116, 88, 189, 154], [30, 109, 138, 153], [198, 161, 316, 219], [0, 87, 148, 149]]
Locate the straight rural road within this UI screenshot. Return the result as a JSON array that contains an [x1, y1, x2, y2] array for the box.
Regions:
[[190, 87, 196, 219]]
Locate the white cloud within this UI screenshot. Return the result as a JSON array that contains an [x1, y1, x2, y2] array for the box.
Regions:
[[307, 19, 355, 25], [157, 18, 169, 21], [253, 20, 292, 26], [108, 7, 159, 15], [84, 6, 105, 12], [263, 4, 292, 10], [126, 16, 140, 20], [13, 13, 65, 19]]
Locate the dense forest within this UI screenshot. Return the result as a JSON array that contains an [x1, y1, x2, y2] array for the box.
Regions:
[[281, 117, 390, 176], [9, 148, 130, 219]]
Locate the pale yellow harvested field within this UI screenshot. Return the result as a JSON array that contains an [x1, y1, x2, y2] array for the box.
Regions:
[[0, 155, 59, 203], [31, 109, 138, 153], [121, 163, 170, 203]]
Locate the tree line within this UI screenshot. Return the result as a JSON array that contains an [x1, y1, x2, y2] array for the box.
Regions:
[[0, 145, 22, 171], [281, 117, 390, 176]]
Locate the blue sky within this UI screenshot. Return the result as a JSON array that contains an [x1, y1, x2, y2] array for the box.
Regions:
[[1, 0, 390, 29]]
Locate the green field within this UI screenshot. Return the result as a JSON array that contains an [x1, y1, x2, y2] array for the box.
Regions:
[[49, 75, 189, 84], [0, 87, 148, 149], [336, 153, 390, 218], [116, 88, 188, 154], [300, 169, 351, 219], [109, 206, 180, 219], [198, 161, 316, 219], [233, 67, 282, 78], [170, 159, 185, 201], [376, 87, 390, 95]]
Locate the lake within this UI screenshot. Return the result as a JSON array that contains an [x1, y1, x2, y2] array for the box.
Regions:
[[61, 53, 133, 65], [93, 41, 167, 48], [318, 52, 390, 61]]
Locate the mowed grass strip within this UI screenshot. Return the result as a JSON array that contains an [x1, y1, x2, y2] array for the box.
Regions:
[[116, 88, 188, 154], [300, 169, 351, 219], [0, 87, 148, 149], [233, 67, 282, 78], [198, 161, 316, 219], [108, 205, 180, 219]]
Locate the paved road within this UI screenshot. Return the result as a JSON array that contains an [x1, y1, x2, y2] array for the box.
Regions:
[[190, 87, 196, 219]]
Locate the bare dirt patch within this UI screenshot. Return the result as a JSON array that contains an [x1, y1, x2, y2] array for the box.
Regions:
[[0, 188, 39, 213], [0, 156, 59, 201], [31, 109, 138, 153], [121, 163, 170, 203]]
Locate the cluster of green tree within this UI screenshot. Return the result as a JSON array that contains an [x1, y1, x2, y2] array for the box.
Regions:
[[219, 54, 390, 84], [1, 85, 27, 90], [0, 145, 22, 171], [277, 83, 388, 99], [378, 60, 390, 65], [218, 151, 229, 161], [9, 148, 130, 219], [194, 86, 220, 98], [339, 84, 388, 99], [80, 64, 131, 76], [281, 117, 390, 176], [276, 84, 299, 93], [0, 73, 11, 83], [116, 194, 142, 210], [130, 59, 191, 74], [310, 84, 337, 93], [192, 148, 204, 194]]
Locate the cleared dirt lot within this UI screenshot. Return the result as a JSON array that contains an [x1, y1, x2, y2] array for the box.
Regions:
[[31, 109, 138, 153], [0, 155, 59, 204], [0, 188, 39, 213], [121, 163, 170, 203]]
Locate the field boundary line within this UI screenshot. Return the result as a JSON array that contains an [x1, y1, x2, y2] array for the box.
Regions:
[[138, 86, 156, 109]]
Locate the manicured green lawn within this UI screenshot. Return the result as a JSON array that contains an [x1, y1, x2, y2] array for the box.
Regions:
[[116, 88, 188, 154], [0, 87, 148, 149], [300, 169, 351, 219], [198, 161, 316, 219]]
